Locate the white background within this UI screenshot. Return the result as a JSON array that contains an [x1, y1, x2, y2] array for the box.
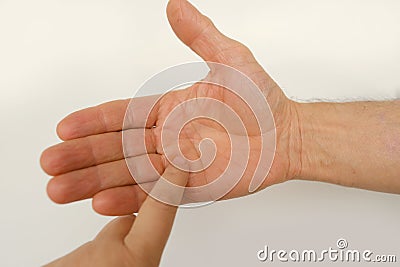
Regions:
[[0, 0, 399, 266]]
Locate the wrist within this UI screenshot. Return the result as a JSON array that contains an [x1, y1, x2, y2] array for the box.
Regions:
[[270, 99, 304, 183], [294, 102, 316, 181], [294, 101, 352, 185]]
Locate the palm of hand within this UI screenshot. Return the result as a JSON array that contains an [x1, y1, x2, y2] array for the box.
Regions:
[[40, 0, 300, 215], [135, 81, 262, 205]]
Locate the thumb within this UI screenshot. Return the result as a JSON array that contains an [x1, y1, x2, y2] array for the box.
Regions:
[[167, 0, 256, 66]]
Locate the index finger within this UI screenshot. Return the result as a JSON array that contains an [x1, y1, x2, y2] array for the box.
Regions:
[[124, 157, 189, 262], [57, 95, 160, 141]]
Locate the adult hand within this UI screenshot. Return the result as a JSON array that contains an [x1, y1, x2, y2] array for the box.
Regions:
[[40, 0, 301, 215], [45, 160, 188, 267]]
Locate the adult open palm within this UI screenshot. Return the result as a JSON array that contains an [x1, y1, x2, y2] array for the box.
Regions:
[[41, 0, 301, 215]]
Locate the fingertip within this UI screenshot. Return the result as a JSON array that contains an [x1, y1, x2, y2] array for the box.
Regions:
[[166, 0, 185, 17], [167, 0, 192, 24], [166, 0, 181, 17], [39, 149, 50, 174], [171, 155, 190, 171], [56, 116, 76, 141], [92, 195, 113, 216], [46, 178, 69, 204], [56, 119, 67, 141], [92, 191, 140, 216], [40, 147, 61, 176], [145, 160, 189, 207], [166, 0, 210, 45]]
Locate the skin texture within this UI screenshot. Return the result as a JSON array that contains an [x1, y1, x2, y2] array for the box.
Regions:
[[297, 100, 400, 193], [41, 0, 400, 265], [41, 0, 301, 216]]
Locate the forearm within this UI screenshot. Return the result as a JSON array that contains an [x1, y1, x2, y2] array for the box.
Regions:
[[295, 100, 400, 193]]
